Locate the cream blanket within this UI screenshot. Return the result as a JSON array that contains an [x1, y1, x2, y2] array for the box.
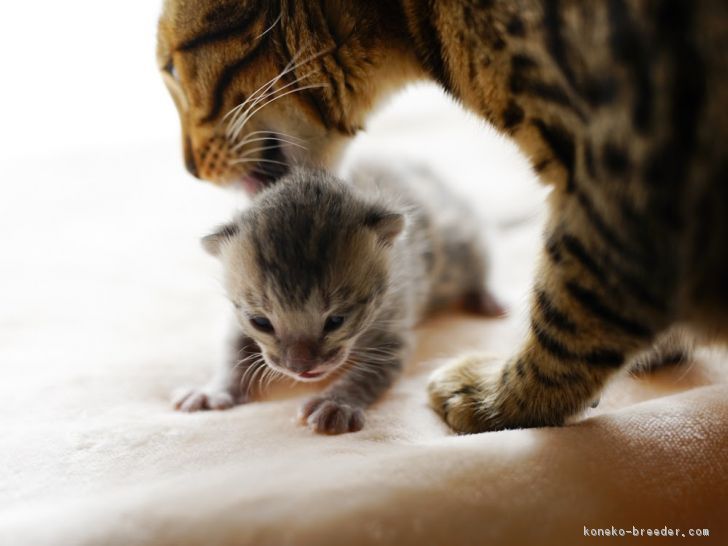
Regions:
[[1, 86, 726, 545]]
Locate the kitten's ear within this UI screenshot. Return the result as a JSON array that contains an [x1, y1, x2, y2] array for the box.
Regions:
[[201, 223, 239, 256], [364, 210, 405, 246]]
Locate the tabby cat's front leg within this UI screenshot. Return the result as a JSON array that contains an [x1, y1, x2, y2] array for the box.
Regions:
[[429, 223, 664, 433]]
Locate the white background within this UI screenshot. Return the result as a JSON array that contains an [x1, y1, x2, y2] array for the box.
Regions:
[[1, 0, 179, 157]]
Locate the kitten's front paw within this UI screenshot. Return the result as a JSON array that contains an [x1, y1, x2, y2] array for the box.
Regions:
[[172, 387, 244, 412], [427, 354, 512, 433], [298, 397, 365, 435]]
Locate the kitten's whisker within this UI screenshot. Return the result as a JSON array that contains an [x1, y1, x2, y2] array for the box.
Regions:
[[246, 363, 267, 397], [240, 358, 265, 386], [267, 367, 284, 392], [258, 367, 270, 393], [233, 352, 261, 371], [350, 347, 401, 359], [237, 343, 259, 357], [347, 358, 382, 374], [239, 360, 260, 394], [262, 368, 273, 392]]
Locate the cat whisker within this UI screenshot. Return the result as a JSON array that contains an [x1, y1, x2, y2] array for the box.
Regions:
[[349, 347, 402, 358], [345, 360, 382, 380], [235, 144, 292, 161], [246, 362, 268, 397], [225, 47, 331, 139], [222, 48, 307, 128], [231, 134, 307, 154], [229, 70, 319, 134], [240, 357, 265, 387], [227, 71, 313, 140], [254, 12, 281, 41], [229, 82, 328, 144], [230, 157, 290, 168], [257, 367, 271, 393], [222, 12, 287, 119], [233, 352, 261, 370], [235, 128, 305, 143], [237, 341, 259, 355]]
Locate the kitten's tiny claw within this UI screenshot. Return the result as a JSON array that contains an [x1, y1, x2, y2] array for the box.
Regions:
[[172, 387, 238, 412], [299, 397, 365, 435]]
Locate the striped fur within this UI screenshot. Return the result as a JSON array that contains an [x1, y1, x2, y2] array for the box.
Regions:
[[159, 0, 728, 432]]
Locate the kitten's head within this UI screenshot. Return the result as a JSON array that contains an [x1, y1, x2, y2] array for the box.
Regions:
[[203, 169, 405, 382], [157, 0, 415, 192]]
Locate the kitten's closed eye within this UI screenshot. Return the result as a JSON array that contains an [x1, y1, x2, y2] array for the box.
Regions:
[[324, 315, 345, 333], [250, 316, 275, 334]]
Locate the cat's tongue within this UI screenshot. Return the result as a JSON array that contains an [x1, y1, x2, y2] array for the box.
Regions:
[[239, 174, 264, 195], [299, 371, 324, 379]]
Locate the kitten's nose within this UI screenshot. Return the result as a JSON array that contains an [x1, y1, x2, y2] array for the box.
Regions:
[[285, 340, 319, 373]]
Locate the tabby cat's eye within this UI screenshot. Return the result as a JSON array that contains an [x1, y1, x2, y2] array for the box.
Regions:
[[250, 316, 274, 334], [324, 315, 345, 333], [165, 59, 179, 82]]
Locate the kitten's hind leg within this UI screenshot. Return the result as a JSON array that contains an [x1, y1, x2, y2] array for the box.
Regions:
[[173, 331, 261, 412], [463, 289, 507, 318], [454, 231, 505, 318], [299, 331, 406, 434]]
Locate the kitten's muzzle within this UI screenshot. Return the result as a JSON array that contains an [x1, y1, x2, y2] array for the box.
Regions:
[[282, 341, 345, 381], [284, 340, 318, 373]]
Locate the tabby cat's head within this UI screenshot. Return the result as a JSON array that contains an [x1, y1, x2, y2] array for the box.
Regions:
[[203, 168, 405, 381], [157, 0, 417, 192]]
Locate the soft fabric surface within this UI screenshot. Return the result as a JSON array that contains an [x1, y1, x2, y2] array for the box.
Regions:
[[1, 86, 726, 545]]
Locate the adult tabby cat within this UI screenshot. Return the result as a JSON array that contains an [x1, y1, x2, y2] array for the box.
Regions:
[[157, 0, 728, 432]]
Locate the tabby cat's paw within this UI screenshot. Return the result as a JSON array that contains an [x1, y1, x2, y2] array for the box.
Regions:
[[427, 354, 512, 434], [172, 386, 245, 412], [298, 397, 365, 435]]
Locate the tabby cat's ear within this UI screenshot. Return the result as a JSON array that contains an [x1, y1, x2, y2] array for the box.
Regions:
[[201, 223, 239, 256], [364, 209, 405, 247]]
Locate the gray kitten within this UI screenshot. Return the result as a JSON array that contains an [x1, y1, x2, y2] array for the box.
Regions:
[[174, 164, 502, 434]]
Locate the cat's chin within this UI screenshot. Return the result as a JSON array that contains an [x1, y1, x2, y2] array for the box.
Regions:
[[266, 356, 348, 383], [293, 361, 346, 383], [272, 367, 334, 383], [295, 370, 330, 383], [235, 137, 291, 194]]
